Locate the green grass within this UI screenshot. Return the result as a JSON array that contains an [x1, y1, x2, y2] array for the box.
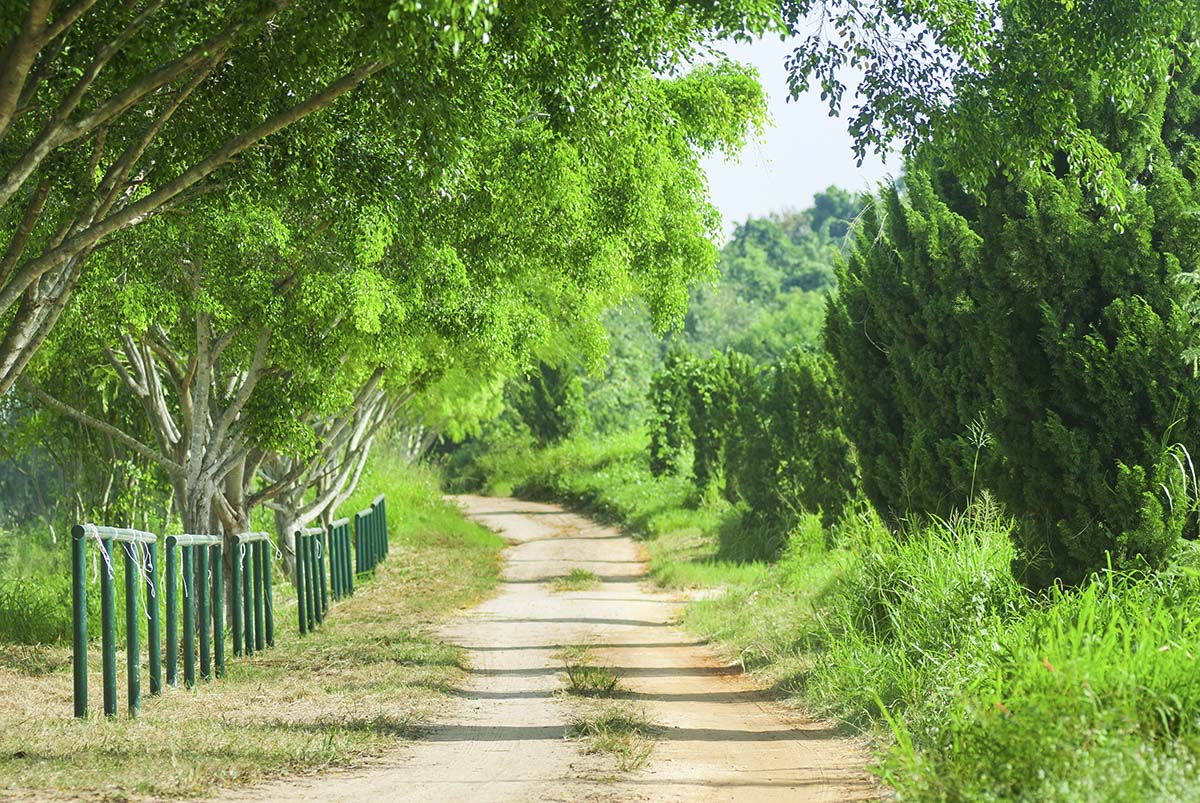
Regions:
[[567, 703, 655, 771], [453, 429, 769, 590], [0, 455, 505, 800], [454, 430, 1200, 801], [556, 644, 620, 696], [551, 568, 602, 592]]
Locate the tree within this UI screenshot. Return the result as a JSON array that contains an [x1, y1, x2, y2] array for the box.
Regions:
[[829, 55, 1200, 583], [20, 56, 770, 558], [784, 0, 1195, 221], [0, 0, 780, 399]]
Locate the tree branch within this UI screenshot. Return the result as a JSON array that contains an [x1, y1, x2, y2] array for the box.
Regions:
[[20, 377, 183, 475]]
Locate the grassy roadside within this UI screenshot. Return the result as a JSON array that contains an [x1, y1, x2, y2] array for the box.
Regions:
[[0, 459, 504, 800], [455, 430, 1200, 801]]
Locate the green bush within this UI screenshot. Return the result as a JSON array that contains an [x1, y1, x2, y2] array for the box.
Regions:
[[0, 576, 75, 644], [646, 346, 857, 551], [831, 117, 1200, 584], [732, 349, 856, 527], [691, 496, 1200, 801]]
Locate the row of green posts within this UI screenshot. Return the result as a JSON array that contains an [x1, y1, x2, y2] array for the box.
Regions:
[[71, 495, 389, 718], [292, 495, 388, 635]]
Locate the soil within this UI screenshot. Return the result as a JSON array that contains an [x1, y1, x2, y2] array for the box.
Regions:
[[220, 496, 877, 802]]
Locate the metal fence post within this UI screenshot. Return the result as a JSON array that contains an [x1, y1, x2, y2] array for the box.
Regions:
[[253, 539, 265, 653], [316, 528, 328, 617], [147, 539, 162, 695], [211, 542, 224, 677], [181, 544, 195, 689], [122, 541, 141, 717], [198, 543, 211, 680], [242, 543, 254, 655], [231, 537, 243, 656], [165, 536, 178, 686], [263, 539, 274, 647], [296, 530, 308, 636], [100, 534, 117, 716], [71, 525, 88, 718]]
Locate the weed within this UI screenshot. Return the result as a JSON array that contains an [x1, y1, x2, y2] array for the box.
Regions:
[[568, 703, 655, 771], [551, 568, 601, 592], [565, 663, 619, 696], [557, 644, 620, 696]]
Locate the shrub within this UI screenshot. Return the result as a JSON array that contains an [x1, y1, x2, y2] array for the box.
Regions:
[[831, 88, 1200, 584], [646, 346, 857, 547]]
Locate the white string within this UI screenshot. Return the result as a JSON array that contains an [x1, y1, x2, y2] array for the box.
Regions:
[[263, 532, 284, 561], [181, 548, 191, 600], [92, 533, 115, 580], [130, 541, 155, 622]]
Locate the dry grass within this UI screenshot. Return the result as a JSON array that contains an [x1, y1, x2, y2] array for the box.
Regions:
[[567, 703, 655, 771], [0, 490, 504, 800]]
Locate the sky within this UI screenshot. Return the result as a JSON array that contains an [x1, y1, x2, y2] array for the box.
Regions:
[[700, 36, 895, 233]]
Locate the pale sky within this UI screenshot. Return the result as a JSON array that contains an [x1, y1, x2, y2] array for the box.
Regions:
[[700, 36, 895, 232]]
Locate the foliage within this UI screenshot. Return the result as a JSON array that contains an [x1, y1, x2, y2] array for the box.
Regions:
[[682, 187, 860, 361], [784, 0, 1197, 223], [646, 346, 857, 543], [831, 59, 1200, 582], [509, 361, 589, 446]]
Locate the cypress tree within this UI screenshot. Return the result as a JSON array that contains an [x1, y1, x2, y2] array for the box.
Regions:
[[830, 60, 1200, 584]]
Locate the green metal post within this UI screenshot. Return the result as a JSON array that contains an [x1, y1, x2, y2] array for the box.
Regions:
[[123, 541, 141, 717], [369, 511, 376, 571], [100, 536, 117, 717], [316, 529, 328, 616], [380, 496, 388, 558], [181, 545, 195, 688], [335, 525, 345, 595], [346, 524, 354, 595], [253, 540, 265, 652], [198, 542, 211, 680], [365, 511, 373, 571], [329, 526, 340, 601], [354, 512, 364, 576], [309, 532, 324, 624], [371, 506, 378, 568], [211, 543, 224, 677], [231, 539, 243, 657], [147, 540, 162, 695], [166, 537, 178, 686], [263, 541, 274, 647], [71, 525, 88, 718], [296, 532, 308, 635], [242, 545, 254, 655]]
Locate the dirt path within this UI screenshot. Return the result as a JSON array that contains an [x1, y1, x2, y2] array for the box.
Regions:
[[223, 496, 876, 802]]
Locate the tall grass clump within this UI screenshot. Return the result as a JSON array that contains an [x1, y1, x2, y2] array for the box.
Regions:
[[806, 497, 1025, 731], [892, 566, 1200, 801], [800, 496, 1200, 801]]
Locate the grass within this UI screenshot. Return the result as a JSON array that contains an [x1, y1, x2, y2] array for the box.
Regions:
[[556, 645, 650, 770], [454, 429, 1200, 801], [567, 703, 655, 771], [550, 568, 602, 592], [0, 456, 505, 800], [556, 644, 620, 696], [453, 428, 768, 589]]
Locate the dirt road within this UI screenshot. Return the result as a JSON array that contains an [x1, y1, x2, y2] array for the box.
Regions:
[[225, 496, 876, 802]]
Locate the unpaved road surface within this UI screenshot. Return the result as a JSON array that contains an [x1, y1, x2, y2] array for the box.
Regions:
[[224, 496, 876, 802]]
